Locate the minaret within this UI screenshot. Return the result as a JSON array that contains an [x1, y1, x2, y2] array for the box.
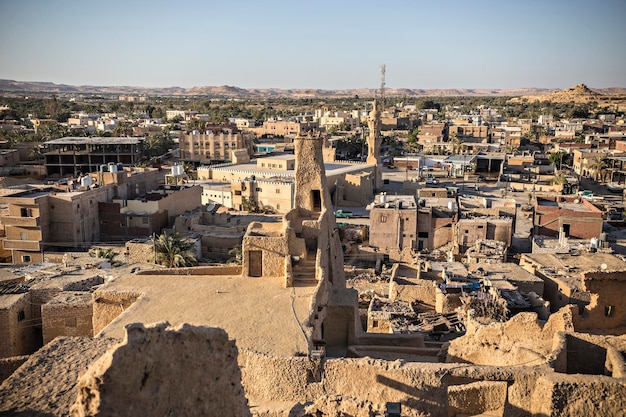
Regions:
[[367, 98, 382, 190]]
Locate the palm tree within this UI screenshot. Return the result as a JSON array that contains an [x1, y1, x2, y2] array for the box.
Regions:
[[549, 151, 570, 169], [89, 247, 116, 261], [228, 245, 243, 265], [450, 132, 463, 154], [589, 155, 609, 183], [155, 233, 198, 268]]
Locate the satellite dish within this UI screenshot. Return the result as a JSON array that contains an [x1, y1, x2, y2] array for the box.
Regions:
[[601, 263, 607, 270]]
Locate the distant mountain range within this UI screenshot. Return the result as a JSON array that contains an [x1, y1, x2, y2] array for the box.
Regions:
[[1, 79, 625, 98]]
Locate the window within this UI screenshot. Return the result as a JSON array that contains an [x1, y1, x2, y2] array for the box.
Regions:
[[256, 188, 262, 192], [20, 208, 33, 217], [21, 255, 31, 262], [605, 306, 614, 317], [276, 189, 280, 194], [478, 225, 484, 229], [142, 217, 149, 225], [17, 310, 25, 322], [65, 317, 77, 327], [380, 215, 387, 223], [20, 232, 28, 240], [418, 232, 429, 238]]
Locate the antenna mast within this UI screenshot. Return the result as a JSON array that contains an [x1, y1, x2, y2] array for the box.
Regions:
[[380, 64, 386, 110]]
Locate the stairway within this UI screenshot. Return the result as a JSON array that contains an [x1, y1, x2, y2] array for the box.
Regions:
[[292, 254, 318, 285]]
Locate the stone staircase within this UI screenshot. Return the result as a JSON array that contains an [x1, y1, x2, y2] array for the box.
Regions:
[[292, 254, 317, 285]]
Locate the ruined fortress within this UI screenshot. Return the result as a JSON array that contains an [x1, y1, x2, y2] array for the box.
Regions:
[[1, 125, 625, 416]]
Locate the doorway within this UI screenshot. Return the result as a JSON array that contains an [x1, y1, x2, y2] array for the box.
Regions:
[[311, 190, 322, 211], [248, 250, 262, 277]]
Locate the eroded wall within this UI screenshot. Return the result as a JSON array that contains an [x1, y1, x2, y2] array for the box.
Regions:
[[71, 323, 250, 417]]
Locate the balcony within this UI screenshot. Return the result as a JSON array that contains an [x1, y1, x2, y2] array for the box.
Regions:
[[1, 216, 40, 227], [2, 239, 41, 251]]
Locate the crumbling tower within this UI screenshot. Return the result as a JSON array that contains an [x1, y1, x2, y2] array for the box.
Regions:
[[294, 131, 360, 355], [294, 130, 332, 214]]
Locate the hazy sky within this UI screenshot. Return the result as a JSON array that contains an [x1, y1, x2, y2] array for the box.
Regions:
[[1, 0, 625, 89]]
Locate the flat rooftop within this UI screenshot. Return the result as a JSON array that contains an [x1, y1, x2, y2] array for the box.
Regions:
[[473, 263, 543, 285], [96, 272, 313, 357], [211, 161, 375, 178], [44, 137, 144, 145]]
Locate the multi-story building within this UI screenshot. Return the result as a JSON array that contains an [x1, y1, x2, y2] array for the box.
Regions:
[[449, 124, 489, 139], [571, 149, 609, 179], [178, 125, 253, 163], [0, 168, 165, 264], [255, 120, 318, 137], [99, 185, 202, 240], [165, 110, 198, 121], [533, 196, 603, 240], [0, 186, 111, 264], [198, 154, 376, 213], [43, 137, 145, 177], [452, 196, 516, 254], [369, 195, 418, 257]]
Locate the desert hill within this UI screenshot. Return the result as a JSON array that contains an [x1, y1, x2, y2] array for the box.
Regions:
[[1, 79, 624, 99]]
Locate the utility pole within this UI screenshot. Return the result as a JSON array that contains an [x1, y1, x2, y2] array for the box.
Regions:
[[153, 232, 157, 264]]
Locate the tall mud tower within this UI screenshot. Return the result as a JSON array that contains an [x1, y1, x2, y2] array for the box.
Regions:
[[294, 131, 333, 214], [366, 98, 382, 190], [294, 130, 345, 288]]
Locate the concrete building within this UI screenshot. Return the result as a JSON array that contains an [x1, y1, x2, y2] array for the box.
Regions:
[[178, 125, 253, 163], [369, 195, 418, 257], [0, 149, 19, 167], [0, 168, 165, 264], [198, 155, 376, 210], [254, 120, 318, 137], [454, 196, 517, 254], [0, 187, 112, 264], [43, 137, 145, 177], [533, 195, 603, 239], [572, 148, 609, 179], [99, 185, 202, 241]]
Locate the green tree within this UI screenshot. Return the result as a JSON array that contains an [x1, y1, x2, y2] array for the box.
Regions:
[[155, 233, 198, 268], [589, 155, 609, 182], [186, 118, 206, 132], [228, 245, 243, 265], [112, 121, 132, 137], [450, 132, 463, 154], [89, 247, 117, 261], [548, 151, 571, 169], [406, 128, 421, 152]]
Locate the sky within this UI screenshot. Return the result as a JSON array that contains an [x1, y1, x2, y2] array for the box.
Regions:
[[0, 0, 625, 90]]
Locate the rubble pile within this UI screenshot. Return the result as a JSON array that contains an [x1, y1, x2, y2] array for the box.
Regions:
[[460, 293, 509, 322]]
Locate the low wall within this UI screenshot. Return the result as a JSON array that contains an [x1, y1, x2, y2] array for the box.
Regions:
[[0, 355, 28, 384], [390, 278, 436, 307], [92, 291, 141, 335], [238, 349, 543, 417], [136, 265, 242, 276]]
